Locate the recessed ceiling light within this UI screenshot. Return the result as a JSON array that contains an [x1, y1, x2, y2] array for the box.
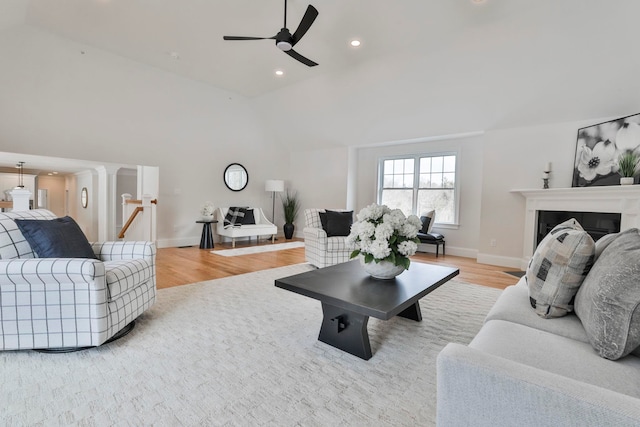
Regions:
[[471, 0, 486, 3], [168, 51, 180, 60], [275, 70, 284, 76], [350, 40, 361, 47]]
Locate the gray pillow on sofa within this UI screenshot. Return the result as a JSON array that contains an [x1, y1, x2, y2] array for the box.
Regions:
[[526, 218, 595, 318], [574, 228, 640, 360]]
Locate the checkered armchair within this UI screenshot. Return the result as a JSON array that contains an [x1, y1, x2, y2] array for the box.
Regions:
[[303, 209, 353, 268], [0, 209, 156, 351]]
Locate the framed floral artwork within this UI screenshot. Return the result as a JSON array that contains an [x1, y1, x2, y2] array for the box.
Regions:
[[572, 113, 640, 187]]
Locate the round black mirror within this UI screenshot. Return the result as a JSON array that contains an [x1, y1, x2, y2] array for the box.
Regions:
[[224, 163, 248, 191]]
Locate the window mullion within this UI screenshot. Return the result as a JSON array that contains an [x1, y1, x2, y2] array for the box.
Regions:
[[412, 155, 419, 215]]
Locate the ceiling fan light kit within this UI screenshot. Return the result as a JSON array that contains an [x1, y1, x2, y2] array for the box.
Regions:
[[223, 0, 319, 67]]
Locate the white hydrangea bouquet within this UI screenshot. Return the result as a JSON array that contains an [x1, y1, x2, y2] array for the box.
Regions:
[[347, 203, 422, 270]]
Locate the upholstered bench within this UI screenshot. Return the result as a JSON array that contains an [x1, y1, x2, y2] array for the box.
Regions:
[[0, 209, 156, 351], [417, 232, 445, 257], [216, 207, 277, 248]]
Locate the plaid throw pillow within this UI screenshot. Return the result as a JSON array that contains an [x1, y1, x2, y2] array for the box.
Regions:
[[224, 207, 246, 229], [526, 218, 595, 318]]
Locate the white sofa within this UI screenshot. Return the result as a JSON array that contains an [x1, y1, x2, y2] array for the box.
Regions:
[[436, 276, 640, 426], [0, 209, 156, 351], [216, 207, 277, 248], [303, 208, 352, 268]]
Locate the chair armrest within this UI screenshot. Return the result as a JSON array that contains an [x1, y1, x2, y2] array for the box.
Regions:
[[92, 241, 156, 262], [437, 343, 640, 427], [303, 227, 328, 240], [0, 258, 105, 287]]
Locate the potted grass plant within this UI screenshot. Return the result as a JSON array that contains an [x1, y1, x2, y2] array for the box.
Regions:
[[618, 152, 638, 185], [281, 190, 301, 239]]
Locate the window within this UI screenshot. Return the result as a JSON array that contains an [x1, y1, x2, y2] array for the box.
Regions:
[[378, 153, 458, 225]]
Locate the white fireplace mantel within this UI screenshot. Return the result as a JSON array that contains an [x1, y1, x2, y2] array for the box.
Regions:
[[512, 186, 640, 268]]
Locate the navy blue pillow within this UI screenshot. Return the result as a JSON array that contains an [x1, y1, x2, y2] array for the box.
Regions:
[[15, 216, 98, 259]]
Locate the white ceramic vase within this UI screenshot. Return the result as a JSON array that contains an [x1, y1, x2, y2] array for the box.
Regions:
[[202, 214, 214, 221], [620, 177, 634, 185], [360, 258, 406, 280]]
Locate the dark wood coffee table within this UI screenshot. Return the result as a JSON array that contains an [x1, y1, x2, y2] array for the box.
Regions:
[[275, 260, 459, 360]]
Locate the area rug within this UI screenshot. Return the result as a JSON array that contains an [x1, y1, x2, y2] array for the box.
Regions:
[[213, 241, 304, 256], [1, 263, 501, 426]]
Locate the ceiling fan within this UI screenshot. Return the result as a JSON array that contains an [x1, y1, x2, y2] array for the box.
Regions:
[[223, 0, 319, 67]]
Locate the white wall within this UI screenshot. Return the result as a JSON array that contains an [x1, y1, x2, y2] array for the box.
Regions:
[[0, 25, 288, 247], [35, 174, 66, 216], [74, 170, 97, 240], [288, 146, 350, 232], [475, 117, 630, 268], [354, 134, 484, 257]]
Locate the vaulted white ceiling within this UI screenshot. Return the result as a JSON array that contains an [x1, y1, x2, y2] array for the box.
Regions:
[[2, 0, 640, 154], [14, 0, 509, 98]]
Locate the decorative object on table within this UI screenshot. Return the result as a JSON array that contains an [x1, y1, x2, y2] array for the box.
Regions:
[[223, 163, 248, 191], [617, 152, 638, 185], [201, 201, 215, 221], [572, 113, 640, 187], [281, 190, 300, 239], [265, 179, 285, 224], [347, 203, 421, 279], [542, 162, 551, 189]]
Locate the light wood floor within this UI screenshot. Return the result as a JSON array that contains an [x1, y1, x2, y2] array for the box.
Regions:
[[156, 238, 521, 290]]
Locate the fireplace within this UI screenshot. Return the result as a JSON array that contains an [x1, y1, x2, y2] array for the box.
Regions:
[[536, 210, 621, 246], [514, 186, 640, 269]]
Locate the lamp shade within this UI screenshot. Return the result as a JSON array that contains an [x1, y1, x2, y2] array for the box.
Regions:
[[265, 180, 285, 192]]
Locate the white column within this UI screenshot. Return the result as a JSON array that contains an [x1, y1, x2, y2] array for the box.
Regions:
[[9, 188, 32, 211], [346, 146, 358, 211], [95, 165, 121, 241]]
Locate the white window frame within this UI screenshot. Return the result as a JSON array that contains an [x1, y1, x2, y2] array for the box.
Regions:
[[377, 151, 460, 228]]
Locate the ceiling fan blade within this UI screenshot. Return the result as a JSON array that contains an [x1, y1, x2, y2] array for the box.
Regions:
[[285, 49, 318, 67], [223, 36, 276, 41], [291, 5, 318, 46]]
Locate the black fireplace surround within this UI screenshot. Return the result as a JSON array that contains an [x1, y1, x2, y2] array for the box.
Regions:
[[536, 211, 621, 246]]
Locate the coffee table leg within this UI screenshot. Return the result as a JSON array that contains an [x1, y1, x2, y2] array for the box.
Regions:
[[318, 302, 372, 360], [398, 302, 422, 321]]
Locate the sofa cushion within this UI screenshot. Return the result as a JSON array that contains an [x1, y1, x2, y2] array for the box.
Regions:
[[321, 210, 353, 237], [14, 216, 97, 259], [526, 218, 595, 318], [595, 232, 619, 261], [104, 258, 154, 300], [470, 320, 640, 399], [485, 279, 590, 344], [0, 210, 57, 260], [574, 228, 640, 360], [224, 207, 246, 228]]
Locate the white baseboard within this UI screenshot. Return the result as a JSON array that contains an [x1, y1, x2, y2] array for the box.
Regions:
[[416, 243, 477, 259], [476, 253, 523, 269], [157, 236, 199, 248]]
